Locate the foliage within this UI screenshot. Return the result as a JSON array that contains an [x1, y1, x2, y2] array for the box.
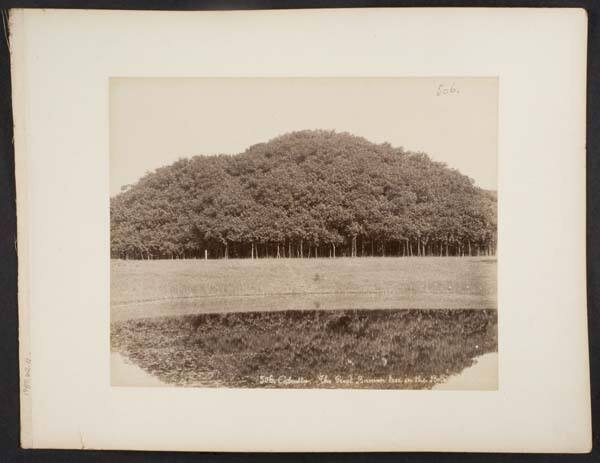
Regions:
[[111, 130, 497, 259], [111, 308, 498, 389]]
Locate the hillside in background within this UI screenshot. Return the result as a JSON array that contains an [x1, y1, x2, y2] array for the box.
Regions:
[[111, 130, 497, 259]]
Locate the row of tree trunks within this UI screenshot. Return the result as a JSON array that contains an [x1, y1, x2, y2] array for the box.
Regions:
[[112, 239, 496, 260]]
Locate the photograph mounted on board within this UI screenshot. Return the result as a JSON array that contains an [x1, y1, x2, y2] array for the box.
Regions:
[[110, 77, 498, 390]]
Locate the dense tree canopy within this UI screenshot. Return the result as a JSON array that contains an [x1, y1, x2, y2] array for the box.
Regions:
[[111, 130, 497, 259]]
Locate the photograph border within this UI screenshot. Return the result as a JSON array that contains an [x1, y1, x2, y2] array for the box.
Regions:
[[108, 76, 500, 391]]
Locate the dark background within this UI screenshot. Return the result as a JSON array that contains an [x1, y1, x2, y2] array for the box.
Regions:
[[0, 1, 597, 462]]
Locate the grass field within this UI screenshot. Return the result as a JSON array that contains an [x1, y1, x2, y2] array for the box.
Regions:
[[110, 257, 497, 389], [111, 257, 496, 321]]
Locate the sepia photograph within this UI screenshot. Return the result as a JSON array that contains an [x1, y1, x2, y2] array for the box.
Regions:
[[10, 7, 591, 452], [110, 77, 498, 390]]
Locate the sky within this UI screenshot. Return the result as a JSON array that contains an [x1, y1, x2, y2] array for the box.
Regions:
[[110, 77, 498, 196]]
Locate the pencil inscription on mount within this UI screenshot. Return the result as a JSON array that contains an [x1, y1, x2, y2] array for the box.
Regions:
[[436, 83, 460, 96]]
